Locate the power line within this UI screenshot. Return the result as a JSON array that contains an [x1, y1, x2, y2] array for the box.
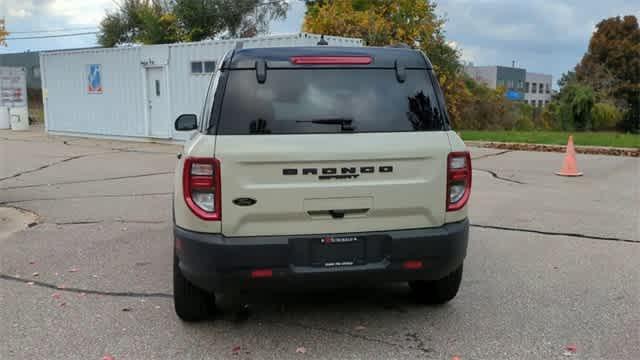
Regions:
[[8, 27, 97, 34], [6, 32, 99, 40]]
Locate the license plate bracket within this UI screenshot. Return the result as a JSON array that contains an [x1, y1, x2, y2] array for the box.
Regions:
[[310, 236, 365, 267]]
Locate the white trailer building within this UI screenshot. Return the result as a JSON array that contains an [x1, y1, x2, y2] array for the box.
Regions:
[[40, 33, 363, 141]]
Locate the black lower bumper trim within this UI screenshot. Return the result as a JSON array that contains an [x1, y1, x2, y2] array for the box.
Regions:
[[174, 220, 469, 292]]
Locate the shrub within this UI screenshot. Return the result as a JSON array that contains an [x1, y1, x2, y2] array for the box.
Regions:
[[591, 102, 623, 130]]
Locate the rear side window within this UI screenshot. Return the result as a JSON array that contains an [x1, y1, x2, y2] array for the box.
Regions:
[[216, 69, 447, 135]]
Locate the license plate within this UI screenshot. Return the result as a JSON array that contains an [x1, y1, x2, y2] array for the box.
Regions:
[[310, 236, 364, 267]]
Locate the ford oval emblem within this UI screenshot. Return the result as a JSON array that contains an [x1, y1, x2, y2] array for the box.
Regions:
[[233, 198, 257, 207]]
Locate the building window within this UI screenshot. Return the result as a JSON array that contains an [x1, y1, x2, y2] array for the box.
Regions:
[[532, 82, 537, 93], [538, 100, 543, 107], [525, 82, 530, 93], [545, 83, 550, 94], [191, 60, 217, 74], [517, 80, 524, 90], [539, 83, 544, 93], [191, 61, 203, 74], [545, 100, 549, 106], [204, 61, 216, 73]]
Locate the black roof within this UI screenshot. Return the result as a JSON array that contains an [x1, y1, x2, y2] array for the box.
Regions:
[[226, 46, 432, 69]]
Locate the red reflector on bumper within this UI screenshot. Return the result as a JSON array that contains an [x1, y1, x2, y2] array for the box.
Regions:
[[403, 260, 423, 270], [250, 269, 273, 278]]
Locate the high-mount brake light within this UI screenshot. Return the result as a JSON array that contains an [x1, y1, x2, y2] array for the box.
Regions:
[[290, 56, 372, 65]]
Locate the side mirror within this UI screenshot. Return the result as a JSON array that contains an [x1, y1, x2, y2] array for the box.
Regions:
[[175, 114, 198, 131]]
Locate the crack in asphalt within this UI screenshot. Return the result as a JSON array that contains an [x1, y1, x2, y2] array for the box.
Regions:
[[0, 171, 174, 190], [0, 136, 178, 155], [53, 219, 166, 226], [472, 150, 512, 160], [473, 168, 526, 184], [1, 192, 172, 205], [471, 224, 638, 244], [0, 273, 172, 298], [0, 153, 106, 182], [263, 319, 435, 356], [0, 271, 432, 355]]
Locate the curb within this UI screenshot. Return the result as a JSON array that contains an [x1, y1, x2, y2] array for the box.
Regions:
[[466, 141, 640, 158]]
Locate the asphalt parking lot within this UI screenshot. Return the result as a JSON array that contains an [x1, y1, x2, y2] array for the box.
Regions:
[[1, 128, 638, 360]]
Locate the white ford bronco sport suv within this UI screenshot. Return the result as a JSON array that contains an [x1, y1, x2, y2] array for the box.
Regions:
[[172, 46, 471, 321]]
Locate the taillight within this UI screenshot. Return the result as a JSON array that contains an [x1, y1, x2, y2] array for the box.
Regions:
[[447, 152, 472, 212], [183, 157, 221, 221]]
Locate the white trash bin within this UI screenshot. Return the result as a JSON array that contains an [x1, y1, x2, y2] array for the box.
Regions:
[[10, 107, 29, 131], [0, 106, 10, 129]]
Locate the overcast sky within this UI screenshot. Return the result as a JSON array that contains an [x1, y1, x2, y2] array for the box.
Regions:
[[1, 0, 638, 86]]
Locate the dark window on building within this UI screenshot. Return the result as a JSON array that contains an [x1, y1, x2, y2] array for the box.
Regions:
[[538, 100, 543, 107], [155, 80, 160, 96], [218, 68, 447, 135], [204, 61, 216, 73], [539, 83, 544, 93], [545, 83, 550, 94], [191, 61, 203, 74], [532, 82, 537, 93], [525, 82, 530, 93]]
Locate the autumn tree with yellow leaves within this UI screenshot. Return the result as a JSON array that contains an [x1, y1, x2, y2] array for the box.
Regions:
[[0, 19, 9, 46]]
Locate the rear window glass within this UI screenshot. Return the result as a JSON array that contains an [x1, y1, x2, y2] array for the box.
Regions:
[[216, 69, 447, 134]]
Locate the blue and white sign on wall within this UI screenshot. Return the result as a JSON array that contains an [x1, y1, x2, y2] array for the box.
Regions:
[[506, 89, 523, 101], [87, 64, 103, 94]]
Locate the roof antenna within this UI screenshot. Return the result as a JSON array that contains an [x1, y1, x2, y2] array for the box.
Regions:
[[317, 35, 328, 46]]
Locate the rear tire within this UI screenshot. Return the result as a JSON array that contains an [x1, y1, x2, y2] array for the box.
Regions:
[[173, 257, 216, 321], [409, 264, 463, 305]]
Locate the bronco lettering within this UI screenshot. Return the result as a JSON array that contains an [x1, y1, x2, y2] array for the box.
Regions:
[[282, 166, 394, 180]]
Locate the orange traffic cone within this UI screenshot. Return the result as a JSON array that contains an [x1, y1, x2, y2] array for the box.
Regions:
[[555, 135, 583, 177]]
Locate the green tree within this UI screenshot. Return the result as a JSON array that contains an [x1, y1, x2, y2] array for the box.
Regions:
[[556, 83, 595, 131], [575, 15, 640, 132], [99, 0, 288, 46], [173, 0, 288, 41]]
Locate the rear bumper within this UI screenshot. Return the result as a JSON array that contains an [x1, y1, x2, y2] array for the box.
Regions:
[[174, 219, 469, 292]]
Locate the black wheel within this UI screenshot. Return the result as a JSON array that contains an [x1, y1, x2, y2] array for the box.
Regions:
[[173, 257, 216, 321], [409, 264, 463, 305]]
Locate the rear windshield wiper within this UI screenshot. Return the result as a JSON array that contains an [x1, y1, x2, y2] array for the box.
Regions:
[[296, 118, 355, 131]]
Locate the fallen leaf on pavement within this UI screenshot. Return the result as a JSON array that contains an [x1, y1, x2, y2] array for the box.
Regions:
[[563, 344, 577, 356], [122, 307, 132, 312], [231, 345, 241, 355], [59, 302, 66, 307], [452, 357, 461, 360], [51, 293, 61, 299], [29, 261, 35, 265], [296, 347, 307, 354], [32, 272, 39, 277], [27, 282, 34, 286], [354, 325, 366, 331], [102, 355, 115, 360], [57, 284, 66, 289], [79, 292, 87, 297], [68, 268, 79, 273]]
